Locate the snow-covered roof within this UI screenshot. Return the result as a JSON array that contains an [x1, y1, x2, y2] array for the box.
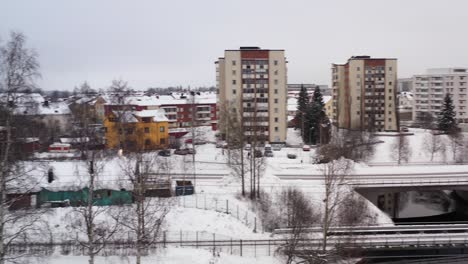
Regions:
[[19, 137, 40, 143], [134, 109, 169, 122], [113, 92, 216, 107], [60, 137, 89, 144], [0, 93, 71, 116], [112, 111, 139, 123]]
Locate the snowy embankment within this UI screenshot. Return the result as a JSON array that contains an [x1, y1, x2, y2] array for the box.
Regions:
[[38, 247, 283, 264]]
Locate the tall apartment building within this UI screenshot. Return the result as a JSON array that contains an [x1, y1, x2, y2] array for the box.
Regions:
[[216, 47, 288, 143], [412, 68, 468, 123], [332, 56, 398, 131]]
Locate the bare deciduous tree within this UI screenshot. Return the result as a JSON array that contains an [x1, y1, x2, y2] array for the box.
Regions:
[[67, 154, 121, 264], [424, 132, 445, 162], [279, 188, 319, 264], [392, 133, 411, 164], [317, 128, 376, 163], [67, 110, 122, 264], [119, 153, 171, 264], [448, 131, 464, 163], [320, 158, 353, 258], [219, 100, 247, 196], [0, 31, 45, 264]]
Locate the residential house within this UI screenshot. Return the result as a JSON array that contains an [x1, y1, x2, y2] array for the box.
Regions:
[[104, 109, 169, 151]]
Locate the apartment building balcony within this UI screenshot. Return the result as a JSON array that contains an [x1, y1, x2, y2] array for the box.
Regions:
[[243, 112, 269, 117], [244, 131, 269, 136], [243, 121, 269, 127], [162, 109, 177, 114], [196, 117, 212, 121]]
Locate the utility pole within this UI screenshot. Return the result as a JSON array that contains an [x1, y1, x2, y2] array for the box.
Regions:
[[190, 91, 197, 192]]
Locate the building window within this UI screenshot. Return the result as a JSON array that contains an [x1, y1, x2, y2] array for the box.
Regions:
[[274, 70, 278, 75], [274, 99, 278, 103], [232, 89, 236, 94], [145, 139, 151, 146], [144, 127, 150, 133], [160, 126, 165, 132], [274, 60, 278, 66], [274, 117, 278, 122], [274, 108, 278, 113], [232, 80, 236, 85], [274, 79, 278, 85], [232, 70, 236, 75], [389, 111, 392, 114], [389, 67, 392, 71], [357, 111, 360, 115], [389, 118, 392, 122], [389, 96, 392, 100], [232, 60, 236, 66], [275, 127, 279, 132], [389, 81, 392, 85], [160, 138, 166, 145], [274, 89, 278, 94]]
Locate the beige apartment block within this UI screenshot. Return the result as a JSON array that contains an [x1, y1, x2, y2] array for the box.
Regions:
[[332, 56, 398, 132], [412, 68, 468, 123], [216, 47, 288, 143]]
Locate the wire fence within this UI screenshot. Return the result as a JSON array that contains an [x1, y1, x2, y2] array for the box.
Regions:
[[7, 233, 468, 259], [175, 194, 262, 232]]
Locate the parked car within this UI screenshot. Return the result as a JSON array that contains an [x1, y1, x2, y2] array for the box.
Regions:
[[174, 149, 189, 155], [244, 144, 251, 151], [254, 149, 263, 157], [158, 149, 171, 157], [287, 153, 297, 159], [302, 145, 311, 151], [272, 145, 281, 151], [194, 140, 207, 145], [248, 149, 262, 157], [400, 127, 409, 132], [216, 141, 224, 148], [185, 145, 196, 154], [264, 150, 274, 157], [187, 148, 196, 154]]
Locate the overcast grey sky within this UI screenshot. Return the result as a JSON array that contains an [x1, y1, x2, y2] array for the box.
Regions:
[[1, 0, 468, 91]]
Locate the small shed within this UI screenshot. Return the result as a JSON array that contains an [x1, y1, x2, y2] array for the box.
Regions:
[[175, 181, 194, 196], [48, 143, 71, 153], [143, 175, 172, 197], [37, 188, 133, 207]]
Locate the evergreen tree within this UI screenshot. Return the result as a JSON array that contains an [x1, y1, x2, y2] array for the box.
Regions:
[[438, 93, 457, 133], [305, 87, 327, 145], [295, 84, 309, 139]]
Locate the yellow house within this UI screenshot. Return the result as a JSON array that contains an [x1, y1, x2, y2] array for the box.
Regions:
[[104, 109, 169, 151]]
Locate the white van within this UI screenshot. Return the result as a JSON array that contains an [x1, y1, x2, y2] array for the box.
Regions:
[[264, 144, 272, 152]]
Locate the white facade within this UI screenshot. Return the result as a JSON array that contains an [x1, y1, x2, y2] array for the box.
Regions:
[[412, 68, 468, 123]]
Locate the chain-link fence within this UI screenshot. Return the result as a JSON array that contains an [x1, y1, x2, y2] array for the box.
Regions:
[[175, 194, 262, 232]]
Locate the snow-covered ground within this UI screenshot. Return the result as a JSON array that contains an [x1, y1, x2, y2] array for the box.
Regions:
[[18, 126, 468, 262], [370, 128, 468, 163], [27, 247, 283, 264]]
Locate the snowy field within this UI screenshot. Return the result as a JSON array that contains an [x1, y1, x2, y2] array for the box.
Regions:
[[18, 127, 468, 263]]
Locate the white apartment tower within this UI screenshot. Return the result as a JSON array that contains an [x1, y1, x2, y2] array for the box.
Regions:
[[216, 47, 288, 143], [332, 56, 398, 131], [413, 68, 468, 123]]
